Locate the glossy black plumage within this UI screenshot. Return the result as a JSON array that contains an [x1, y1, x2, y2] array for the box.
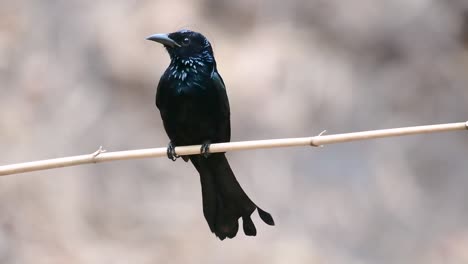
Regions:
[[147, 30, 274, 240]]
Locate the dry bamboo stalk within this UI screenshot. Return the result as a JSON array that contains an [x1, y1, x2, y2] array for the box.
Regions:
[[0, 121, 466, 176]]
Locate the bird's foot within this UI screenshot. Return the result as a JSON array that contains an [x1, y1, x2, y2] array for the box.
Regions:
[[167, 142, 179, 161], [200, 142, 211, 158]]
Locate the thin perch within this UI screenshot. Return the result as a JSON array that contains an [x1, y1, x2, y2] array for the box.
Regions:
[[0, 121, 466, 176]]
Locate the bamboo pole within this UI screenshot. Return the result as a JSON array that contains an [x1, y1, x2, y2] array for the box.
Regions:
[[0, 121, 466, 176]]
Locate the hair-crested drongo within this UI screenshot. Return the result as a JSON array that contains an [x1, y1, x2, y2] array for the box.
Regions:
[[147, 30, 274, 240]]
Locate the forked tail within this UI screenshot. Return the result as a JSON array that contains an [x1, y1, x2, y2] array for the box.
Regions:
[[190, 153, 274, 240]]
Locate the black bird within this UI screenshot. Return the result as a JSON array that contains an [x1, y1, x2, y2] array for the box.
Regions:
[[147, 30, 274, 240]]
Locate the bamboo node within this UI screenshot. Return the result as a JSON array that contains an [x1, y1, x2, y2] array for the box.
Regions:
[[91, 146, 106, 161], [310, 130, 327, 147]]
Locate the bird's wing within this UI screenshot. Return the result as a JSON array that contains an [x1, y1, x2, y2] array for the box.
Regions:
[[155, 75, 168, 110], [155, 75, 178, 142], [211, 70, 230, 116], [211, 70, 231, 142]]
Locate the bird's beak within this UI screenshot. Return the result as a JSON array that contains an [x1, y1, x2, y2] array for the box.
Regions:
[[146, 33, 181, 48]]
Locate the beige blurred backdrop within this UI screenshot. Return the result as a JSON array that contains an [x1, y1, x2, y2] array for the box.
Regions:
[[1, 0, 468, 263]]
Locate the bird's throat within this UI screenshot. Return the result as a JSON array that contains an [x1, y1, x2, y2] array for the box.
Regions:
[[168, 56, 212, 82]]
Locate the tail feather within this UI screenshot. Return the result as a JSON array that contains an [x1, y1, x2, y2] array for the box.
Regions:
[[190, 153, 273, 240], [258, 207, 275, 226], [242, 216, 257, 236]]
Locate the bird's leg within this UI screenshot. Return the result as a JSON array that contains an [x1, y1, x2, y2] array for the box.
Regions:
[[200, 141, 211, 158], [167, 141, 180, 161]]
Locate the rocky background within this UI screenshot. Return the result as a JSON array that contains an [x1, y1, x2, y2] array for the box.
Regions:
[[1, 0, 468, 263]]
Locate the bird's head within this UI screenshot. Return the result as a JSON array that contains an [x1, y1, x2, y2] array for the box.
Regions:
[[146, 30, 215, 64]]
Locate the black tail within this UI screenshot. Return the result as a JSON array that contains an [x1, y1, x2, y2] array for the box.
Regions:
[[189, 153, 274, 240]]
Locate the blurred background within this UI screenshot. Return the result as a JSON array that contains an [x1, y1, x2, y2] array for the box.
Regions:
[[0, 0, 468, 263]]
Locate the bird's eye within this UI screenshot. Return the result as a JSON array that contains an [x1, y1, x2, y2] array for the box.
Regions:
[[181, 37, 191, 46]]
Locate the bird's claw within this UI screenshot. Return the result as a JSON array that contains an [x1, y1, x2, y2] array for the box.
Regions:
[[167, 142, 180, 161], [200, 142, 211, 158]]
